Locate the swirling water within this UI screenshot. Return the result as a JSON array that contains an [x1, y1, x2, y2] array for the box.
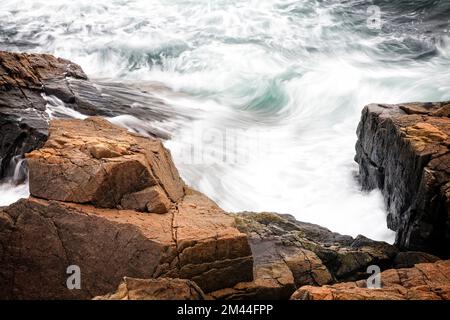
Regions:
[[1, 0, 450, 241]]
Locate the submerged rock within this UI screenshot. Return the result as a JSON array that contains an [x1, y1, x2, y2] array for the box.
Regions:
[[355, 102, 450, 257], [291, 259, 450, 300]]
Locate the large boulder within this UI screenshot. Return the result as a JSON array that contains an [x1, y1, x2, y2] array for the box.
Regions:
[[27, 117, 184, 210], [93, 277, 206, 300], [0, 118, 253, 299], [291, 260, 450, 300], [355, 102, 450, 257]]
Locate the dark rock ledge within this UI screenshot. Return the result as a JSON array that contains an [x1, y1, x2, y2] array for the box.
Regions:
[[0, 52, 448, 300], [355, 102, 450, 257], [0, 51, 182, 182], [0, 51, 85, 181]]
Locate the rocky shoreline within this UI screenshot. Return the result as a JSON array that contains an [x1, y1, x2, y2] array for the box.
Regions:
[[356, 102, 450, 257], [0, 51, 182, 183], [0, 52, 449, 300]]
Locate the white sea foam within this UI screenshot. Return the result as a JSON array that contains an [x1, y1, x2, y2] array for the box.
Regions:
[[0, 183, 29, 207], [43, 94, 88, 120]]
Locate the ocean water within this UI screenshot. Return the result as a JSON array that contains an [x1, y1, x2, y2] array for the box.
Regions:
[[1, 0, 450, 242]]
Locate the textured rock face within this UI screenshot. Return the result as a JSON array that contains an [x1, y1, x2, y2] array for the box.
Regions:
[[93, 277, 206, 300], [0, 194, 252, 299], [0, 51, 179, 181], [27, 117, 184, 210], [209, 212, 399, 300], [291, 260, 450, 300], [355, 102, 450, 257], [0, 51, 87, 89], [0, 118, 253, 299], [0, 51, 86, 180]]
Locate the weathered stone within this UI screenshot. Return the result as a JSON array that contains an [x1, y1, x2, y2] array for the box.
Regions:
[[209, 212, 397, 300], [0, 51, 86, 181], [0, 193, 252, 299], [93, 277, 206, 300], [27, 117, 185, 209], [0, 51, 182, 182], [146, 187, 172, 214], [209, 260, 296, 300], [0, 51, 87, 89], [121, 186, 172, 213], [164, 189, 253, 292], [0, 118, 253, 299], [355, 102, 450, 257], [291, 260, 450, 300]]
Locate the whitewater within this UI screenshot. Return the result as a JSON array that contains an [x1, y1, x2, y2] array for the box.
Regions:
[[1, 0, 450, 242]]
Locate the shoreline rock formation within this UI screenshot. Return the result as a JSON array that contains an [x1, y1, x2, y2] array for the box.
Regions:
[[355, 102, 450, 257], [209, 212, 443, 300], [0, 51, 86, 181], [0, 51, 180, 182], [1, 116, 443, 300], [0, 51, 448, 300], [0, 117, 253, 299], [291, 259, 450, 300]]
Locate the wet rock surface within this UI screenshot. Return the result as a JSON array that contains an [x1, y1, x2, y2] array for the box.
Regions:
[[27, 117, 184, 210], [209, 212, 400, 300], [0, 51, 85, 180], [355, 102, 450, 257], [0, 118, 253, 299], [0, 51, 180, 181]]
